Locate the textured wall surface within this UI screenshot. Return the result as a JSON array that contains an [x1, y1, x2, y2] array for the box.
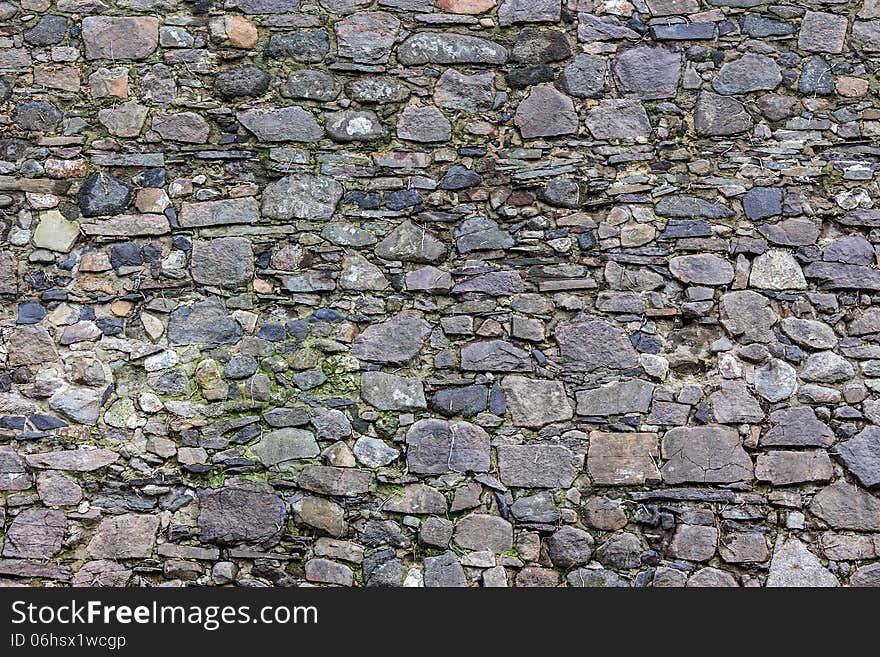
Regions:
[[2, 0, 880, 588]]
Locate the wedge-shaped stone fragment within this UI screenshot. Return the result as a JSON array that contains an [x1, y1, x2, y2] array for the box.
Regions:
[[555, 314, 639, 372], [766, 538, 838, 587], [501, 375, 572, 427], [298, 466, 376, 497], [576, 379, 654, 416], [374, 220, 447, 263], [237, 106, 323, 142], [810, 480, 880, 531], [762, 406, 834, 447], [461, 340, 533, 372], [87, 514, 159, 559], [836, 426, 880, 488], [351, 312, 430, 364]]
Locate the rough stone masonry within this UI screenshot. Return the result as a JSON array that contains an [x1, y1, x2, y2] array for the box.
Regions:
[[1, 0, 880, 588]]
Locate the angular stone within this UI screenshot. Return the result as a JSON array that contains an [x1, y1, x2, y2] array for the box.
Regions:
[[497, 444, 578, 488], [434, 69, 495, 111], [167, 297, 242, 347], [299, 466, 375, 497], [557, 54, 605, 98], [283, 69, 339, 101], [78, 172, 133, 217], [720, 290, 778, 343], [501, 375, 572, 427], [87, 514, 159, 559], [339, 252, 388, 291], [237, 107, 323, 142], [24, 15, 69, 46], [613, 45, 681, 100], [383, 484, 447, 515], [5, 325, 57, 366], [430, 385, 488, 417], [800, 351, 854, 383], [397, 32, 507, 65], [14, 100, 62, 133], [853, 19, 880, 51], [406, 419, 490, 474], [2, 509, 65, 558], [661, 425, 754, 484], [743, 186, 783, 220], [694, 92, 753, 136], [799, 56, 834, 95], [798, 11, 848, 53], [749, 250, 807, 290], [803, 261, 880, 290], [512, 27, 571, 63], [32, 211, 79, 252], [669, 524, 717, 562], [587, 432, 661, 486], [360, 372, 426, 411], [555, 314, 639, 372], [836, 426, 880, 488], [712, 54, 781, 95], [262, 173, 343, 220], [461, 340, 533, 372], [586, 99, 650, 141], [396, 106, 451, 142], [215, 64, 270, 98], [755, 450, 833, 485], [780, 318, 837, 349], [424, 551, 467, 587], [824, 236, 875, 265], [49, 386, 101, 425], [759, 219, 819, 247], [437, 0, 496, 13], [179, 197, 259, 228], [454, 513, 513, 553], [0, 447, 30, 492], [335, 11, 399, 64], [452, 271, 524, 296], [499, 0, 560, 24], [98, 101, 148, 138], [762, 407, 834, 448], [325, 110, 387, 142], [852, 563, 880, 587], [82, 17, 159, 60], [375, 220, 447, 263], [656, 195, 734, 219], [710, 381, 763, 423], [353, 436, 399, 468], [36, 471, 82, 506], [152, 112, 210, 144], [669, 254, 734, 285], [576, 379, 654, 416], [191, 237, 254, 289], [198, 483, 287, 545], [766, 538, 838, 587], [514, 86, 578, 139], [252, 428, 320, 467], [351, 312, 430, 364], [25, 448, 118, 472], [810, 480, 880, 531]]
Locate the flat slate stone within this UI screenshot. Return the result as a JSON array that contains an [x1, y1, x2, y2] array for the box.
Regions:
[[497, 444, 578, 488], [587, 432, 661, 486], [661, 425, 754, 484]]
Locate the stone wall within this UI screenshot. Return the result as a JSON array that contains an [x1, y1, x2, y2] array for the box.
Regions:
[[1, 0, 879, 588]]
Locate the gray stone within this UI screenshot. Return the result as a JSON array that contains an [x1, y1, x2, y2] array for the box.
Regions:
[[353, 436, 400, 467], [347, 76, 409, 104], [461, 340, 533, 372], [613, 45, 681, 99], [23, 15, 69, 46], [501, 375, 572, 427], [237, 107, 323, 142], [824, 236, 875, 265], [87, 514, 159, 559], [749, 250, 807, 290], [214, 65, 270, 98], [265, 30, 329, 62], [720, 290, 779, 343], [191, 237, 254, 289], [454, 513, 513, 553], [798, 11, 848, 53], [434, 69, 495, 111], [198, 483, 287, 545], [406, 419, 490, 474], [305, 558, 353, 586], [252, 429, 320, 467], [694, 92, 753, 136], [78, 172, 133, 217], [25, 448, 118, 472], [712, 54, 781, 95], [661, 425, 754, 484], [799, 55, 835, 95], [375, 220, 447, 263], [547, 527, 594, 568], [325, 110, 387, 142], [585, 99, 651, 141], [262, 173, 343, 220], [836, 426, 880, 488], [299, 466, 375, 497], [168, 298, 242, 347], [576, 379, 654, 416], [595, 532, 642, 570], [282, 69, 340, 101], [335, 11, 399, 64], [754, 358, 797, 402], [351, 312, 431, 364], [755, 450, 833, 486], [396, 106, 451, 142], [780, 318, 837, 349], [497, 444, 578, 488], [800, 351, 854, 383], [2, 509, 65, 558], [82, 16, 159, 60], [762, 407, 834, 448], [49, 386, 101, 426], [383, 484, 447, 515], [514, 85, 578, 139], [555, 314, 639, 372], [810, 480, 880, 531], [710, 381, 763, 423], [766, 538, 838, 587], [743, 186, 782, 220], [499, 0, 560, 25], [424, 551, 467, 587], [397, 33, 507, 65], [669, 524, 717, 562], [657, 195, 734, 219], [587, 432, 661, 486], [669, 254, 734, 285], [360, 372, 426, 411], [557, 54, 605, 98], [511, 492, 560, 524]]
